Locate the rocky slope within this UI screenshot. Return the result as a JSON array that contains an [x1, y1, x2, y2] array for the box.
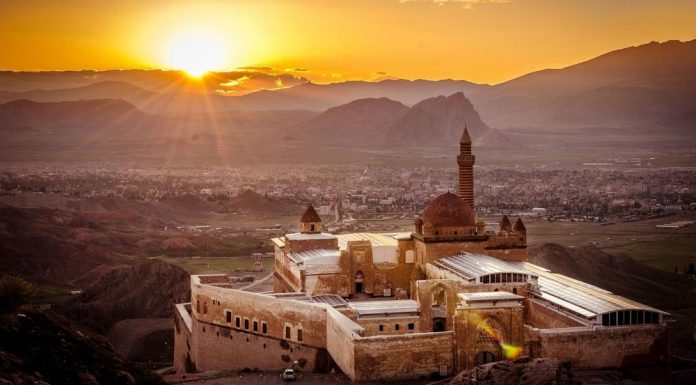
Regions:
[[527, 243, 695, 310], [60, 260, 190, 333], [0, 311, 166, 385]]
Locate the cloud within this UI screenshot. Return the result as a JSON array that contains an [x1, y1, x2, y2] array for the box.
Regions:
[[208, 70, 307, 94], [399, 0, 510, 7], [284, 67, 310, 72], [236, 66, 274, 72]]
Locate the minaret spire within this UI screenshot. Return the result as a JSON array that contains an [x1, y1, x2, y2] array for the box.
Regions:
[[457, 124, 475, 208]]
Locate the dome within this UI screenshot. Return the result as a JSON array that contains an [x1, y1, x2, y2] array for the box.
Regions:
[[422, 192, 475, 227]]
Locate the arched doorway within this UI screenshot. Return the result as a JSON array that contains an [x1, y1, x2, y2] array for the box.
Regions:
[[355, 271, 364, 293], [433, 317, 446, 332], [475, 351, 496, 365]]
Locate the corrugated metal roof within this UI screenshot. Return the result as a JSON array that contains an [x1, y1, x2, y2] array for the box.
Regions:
[[460, 291, 523, 302], [272, 293, 348, 308], [349, 299, 419, 316], [271, 237, 285, 247], [529, 266, 668, 317], [433, 252, 668, 319], [287, 248, 340, 264], [433, 252, 531, 281], [336, 233, 398, 250]]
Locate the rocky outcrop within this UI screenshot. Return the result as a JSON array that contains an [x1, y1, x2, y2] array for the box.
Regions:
[[384, 92, 491, 147], [0, 311, 166, 385], [60, 260, 190, 333]]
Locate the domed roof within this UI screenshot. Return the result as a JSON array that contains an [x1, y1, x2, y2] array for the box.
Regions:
[[300, 204, 321, 223], [514, 217, 526, 232], [499, 215, 512, 231], [422, 192, 475, 227]]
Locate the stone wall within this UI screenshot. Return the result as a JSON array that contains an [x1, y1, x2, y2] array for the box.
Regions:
[[189, 277, 331, 372], [326, 308, 361, 380], [354, 315, 421, 336], [527, 299, 586, 329], [353, 332, 455, 381], [173, 303, 194, 373], [191, 317, 328, 372], [533, 325, 669, 368]]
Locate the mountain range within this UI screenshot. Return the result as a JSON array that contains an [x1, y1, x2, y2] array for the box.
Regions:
[[0, 39, 694, 162], [1, 39, 694, 132]]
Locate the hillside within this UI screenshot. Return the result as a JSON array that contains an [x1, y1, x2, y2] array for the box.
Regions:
[[0, 80, 156, 106], [0, 311, 166, 385], [528, 243, 695, 309], [287, 97, 409, 144], [224, 189, 300, 216], [60, 260, 190, 333], [528, 243, 696, 358], [474, 39, 696, 129], [0, 99, 148, 133], [0, 40, 693, 131]]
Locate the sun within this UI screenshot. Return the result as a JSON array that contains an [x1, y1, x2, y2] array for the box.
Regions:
[[167, 30, 226, 77]]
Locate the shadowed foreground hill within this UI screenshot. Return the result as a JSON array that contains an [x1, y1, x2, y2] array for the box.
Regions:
[[528, 243, 695, 309], [0, 311, 166, 385], [528, 243, 696, 359]]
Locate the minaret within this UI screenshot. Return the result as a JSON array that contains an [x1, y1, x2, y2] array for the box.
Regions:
[[457, 126, 475, 208]]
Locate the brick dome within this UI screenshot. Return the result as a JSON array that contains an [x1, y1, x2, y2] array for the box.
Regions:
[[422, 192, 475, 227]]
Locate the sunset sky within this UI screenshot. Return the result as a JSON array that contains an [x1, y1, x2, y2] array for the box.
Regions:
[[2, 0, 696, 84]]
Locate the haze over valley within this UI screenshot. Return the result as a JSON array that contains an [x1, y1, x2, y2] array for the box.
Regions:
[[1, 1, 696, 384]]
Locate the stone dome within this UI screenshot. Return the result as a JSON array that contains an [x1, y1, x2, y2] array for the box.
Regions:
[[422, 192, 475, 227]]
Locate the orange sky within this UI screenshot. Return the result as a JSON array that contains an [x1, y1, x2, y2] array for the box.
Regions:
[[1, 0, 696, 84]]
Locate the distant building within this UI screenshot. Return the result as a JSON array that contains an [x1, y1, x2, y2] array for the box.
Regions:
[[174, 128, 669, 382]]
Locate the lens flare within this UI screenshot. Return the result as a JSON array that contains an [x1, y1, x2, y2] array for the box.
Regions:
[[500, 343, 523, 360]]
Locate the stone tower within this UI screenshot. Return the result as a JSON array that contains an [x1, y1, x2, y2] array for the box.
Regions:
[[457, 126, 475, 208]]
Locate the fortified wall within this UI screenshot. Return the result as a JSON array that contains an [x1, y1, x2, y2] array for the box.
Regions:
[[179, 275, 457, 381]]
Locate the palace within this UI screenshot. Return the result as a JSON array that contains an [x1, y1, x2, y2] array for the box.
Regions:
[[174, 128, 669, 382]]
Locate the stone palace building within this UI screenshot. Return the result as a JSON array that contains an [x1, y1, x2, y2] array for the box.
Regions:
[[174, 128, 670, 382]]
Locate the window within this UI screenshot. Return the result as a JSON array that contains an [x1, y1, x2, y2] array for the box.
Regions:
[[285, 326, 291, 339], [310, 224, 315, 231], [203, 302, 208, 314], [244, 319, 249, 330], [226, 311, 232, 323], [405, 250, 415, 264], [408, 323, 415, 331], [253, 320, 258, 333], [395, 324, 400, 331], [297, 329, 303, 342], [235, 316, 241, 328], [262, 322, 268, 334], [196, 299, 200, 313], [379, 324, 384, 332]]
